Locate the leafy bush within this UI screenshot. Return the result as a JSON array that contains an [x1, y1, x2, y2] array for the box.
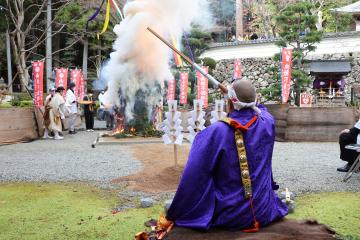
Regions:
[[19, 100, 33, 108]]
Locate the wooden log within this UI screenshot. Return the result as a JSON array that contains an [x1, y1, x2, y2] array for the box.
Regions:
[[265, 104, 289, 120], [285, 125, 350, 142], [275, 120, 287, 128], [0, 108, 38, 143], [287, 107, 357, 126], [0, 129, 38, 142]]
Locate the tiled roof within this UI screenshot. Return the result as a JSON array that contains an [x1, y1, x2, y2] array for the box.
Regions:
[[331, 1, 360, 13], [208, 31, 360, 49]]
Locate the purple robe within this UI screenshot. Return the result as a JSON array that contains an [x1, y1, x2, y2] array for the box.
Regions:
[[167, 105, 288, 230]]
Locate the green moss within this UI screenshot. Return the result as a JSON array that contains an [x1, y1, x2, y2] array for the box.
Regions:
[[1, 184, 359, 240], [0, 183, 162, 240], [288, 192, 360, 239], [0, 102, 12, 108]]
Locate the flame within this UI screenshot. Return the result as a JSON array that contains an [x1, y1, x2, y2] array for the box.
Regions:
[[130, 127, 136, 134]]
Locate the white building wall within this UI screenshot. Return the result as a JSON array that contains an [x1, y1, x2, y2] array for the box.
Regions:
[[200, 33, 360, 61]]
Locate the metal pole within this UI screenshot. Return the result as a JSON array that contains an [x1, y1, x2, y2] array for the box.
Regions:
[[6, 29, 12, 93], [46, 0, 52, 93]]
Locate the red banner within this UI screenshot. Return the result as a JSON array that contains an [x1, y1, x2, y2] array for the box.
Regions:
[[70, 69, 82, 100], [32, 61, 44, 107], [55, 68, 68, 93], [233, 59, 242, 80], [281, 48, 292, 103], [167, 77, 176, 102], [196, 66, 209, 108], [179, 72, 188, 105], [79, 72, 86, 101]]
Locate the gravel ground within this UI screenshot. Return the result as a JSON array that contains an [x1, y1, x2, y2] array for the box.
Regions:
[[0, 131, 142, 182], [0, 133, 359, 193], [272, 142, 360, 194]]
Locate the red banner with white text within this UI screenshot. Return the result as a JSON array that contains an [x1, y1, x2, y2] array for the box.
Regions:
[[32, 61, 44, 107], [196, 66, 209, 108], [281, 48, 292, 103], [233, 59, 242, 80], [55, 68, 68, 97], [179, 72, 188, 105], [167, 77, 176, 102]]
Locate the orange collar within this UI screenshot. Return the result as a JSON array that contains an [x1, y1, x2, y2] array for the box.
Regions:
[[228, 116, 258, 131]]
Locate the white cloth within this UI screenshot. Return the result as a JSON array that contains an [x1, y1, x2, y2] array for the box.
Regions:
[[49, 93, 65, 132], [66, 89, 77, 114], [98, 93, 105, 109], [227, 86, 261, 115], [355, 120, 360, 144], [355, 120, 360, 130]]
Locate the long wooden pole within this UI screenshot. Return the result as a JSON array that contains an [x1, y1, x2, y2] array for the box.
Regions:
[[173, 144, 178, 167], [147, 27, 228, 94]]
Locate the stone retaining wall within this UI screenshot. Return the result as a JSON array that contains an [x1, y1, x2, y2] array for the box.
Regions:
[[212, 53, 360, 103]]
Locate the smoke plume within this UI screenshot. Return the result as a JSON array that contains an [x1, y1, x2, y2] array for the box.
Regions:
[[103, 0, 212, 120]]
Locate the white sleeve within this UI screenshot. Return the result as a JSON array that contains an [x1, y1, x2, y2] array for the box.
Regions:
[[355, 119, 360, 130]]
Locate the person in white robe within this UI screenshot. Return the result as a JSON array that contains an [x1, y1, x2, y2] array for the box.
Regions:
[[49, 87, 66, 140], [66, 82, 78, 134], [43, 87, 56, 139]]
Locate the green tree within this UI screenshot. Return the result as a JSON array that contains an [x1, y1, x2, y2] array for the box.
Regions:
[[274, 1, 323, 105], [54, 1, 119, 84]]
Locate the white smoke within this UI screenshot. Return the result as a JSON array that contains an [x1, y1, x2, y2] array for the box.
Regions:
[[103, 0, 212, 120]]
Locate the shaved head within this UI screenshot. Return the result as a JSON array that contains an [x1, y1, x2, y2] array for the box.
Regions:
[[232, 79, 256, 103]]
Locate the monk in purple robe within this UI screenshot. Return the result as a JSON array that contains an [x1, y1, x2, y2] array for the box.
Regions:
[[167, 80, 288, 231]]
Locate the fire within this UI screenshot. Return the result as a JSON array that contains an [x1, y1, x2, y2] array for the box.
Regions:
[[130, 127, 136, 134], [113, 127, 125, 135]]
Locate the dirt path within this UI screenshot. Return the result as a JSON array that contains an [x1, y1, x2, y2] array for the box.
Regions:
[[112, 143, 191, 193]]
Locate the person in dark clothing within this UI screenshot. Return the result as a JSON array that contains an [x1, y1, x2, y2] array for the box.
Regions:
[[337, 120, 360, 172], [83, 90, 95, 132]]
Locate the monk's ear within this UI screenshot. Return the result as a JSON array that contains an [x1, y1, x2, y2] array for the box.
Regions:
[[227, 99, 234, 113]]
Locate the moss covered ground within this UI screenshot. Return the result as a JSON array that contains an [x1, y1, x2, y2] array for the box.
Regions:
[[0, 183, 359, 240], [0, 183, 161, 240]]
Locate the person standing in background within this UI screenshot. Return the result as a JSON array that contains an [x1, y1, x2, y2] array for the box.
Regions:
[[66, 82, 78, 134], [83, 89, 95, 132], [49, 87, 66, 140], [43, 87, 56, 139]]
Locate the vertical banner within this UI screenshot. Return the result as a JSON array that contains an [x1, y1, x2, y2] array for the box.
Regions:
[[179, 72, 189, 105], [233, 59, 242, 80], [196, 66, 209, 108], [281, 48, 292, 103], [55, 68, 68, 90], [79, 72, 86, 101], [32, 61, 44, 107], [70, 69, 81, 99], [167, 77, 176, 102]]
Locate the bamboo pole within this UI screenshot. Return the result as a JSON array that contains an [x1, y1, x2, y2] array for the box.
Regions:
[[147, 27, 228, 94]]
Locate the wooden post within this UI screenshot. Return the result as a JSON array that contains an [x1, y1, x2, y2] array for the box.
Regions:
[[236, 0, 244, 40], [173, 144, 178, 167]]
